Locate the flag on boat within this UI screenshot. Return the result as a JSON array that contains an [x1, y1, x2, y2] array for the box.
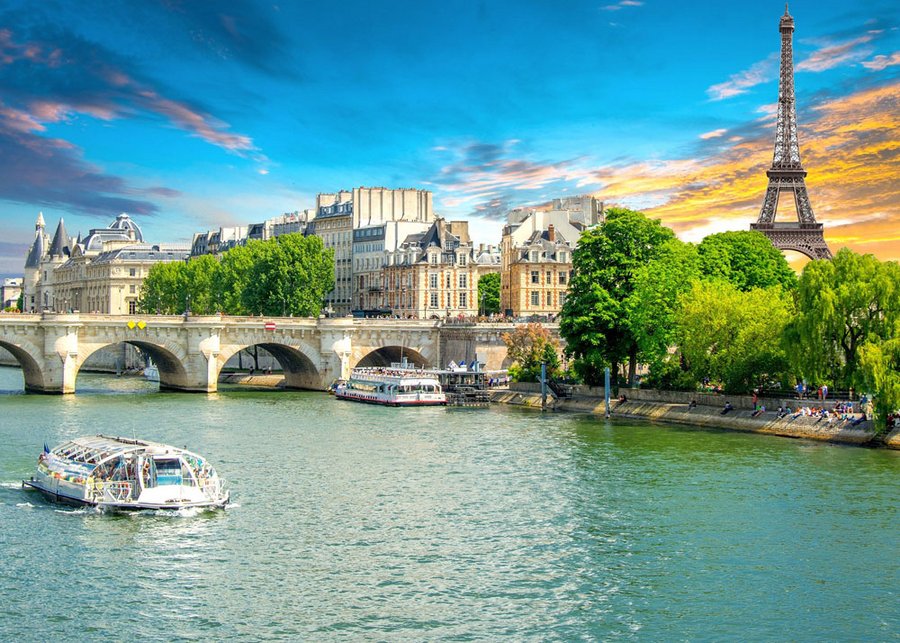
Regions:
[[43, 441, 50, 453]]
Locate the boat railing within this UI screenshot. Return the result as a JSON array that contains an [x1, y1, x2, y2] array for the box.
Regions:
[[97, 479, 136, 503], [199, 476, 225, 499]]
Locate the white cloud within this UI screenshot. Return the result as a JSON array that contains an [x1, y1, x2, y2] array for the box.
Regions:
[[699, 128, 727, 140], [707, 55, 777, 101], [861, 52, 900, 71]]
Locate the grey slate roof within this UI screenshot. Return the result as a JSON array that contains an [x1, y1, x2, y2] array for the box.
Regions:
[[49, 219, 71, 257], [25, 232, 46, 268]]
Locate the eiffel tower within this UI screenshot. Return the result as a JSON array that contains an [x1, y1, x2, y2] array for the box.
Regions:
[[750, 5, 832, 260]]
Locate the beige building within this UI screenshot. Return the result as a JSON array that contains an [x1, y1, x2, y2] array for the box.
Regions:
[[1, 278, 22, 310], [500, 196, 602, 317], [23, 213, 188, 315], [312, 187, 436, 316], [382, 219, 499, 319]]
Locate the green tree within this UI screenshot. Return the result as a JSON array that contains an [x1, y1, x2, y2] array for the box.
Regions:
[[16, 292, 24, 312], [858, 329, 900, 434], [560, 207, 675, 386], [627, 238, 700, 374], [241, 234, 334, 317], [676, 280, 793, 394], [214, 243, 258, 314], [183, 255, 221, 315], [139, 261, 188, 314], [477, 272, 501, 315], [790, 249, 900, 389], [698, 230, 797, 292], [501, 323, 561, 383]]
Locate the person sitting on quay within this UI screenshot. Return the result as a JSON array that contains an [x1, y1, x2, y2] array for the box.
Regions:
[[688, 400, 697, 410], [751, 405, 766, 418], [720, 401, 734, 415], [617, 394, 627, 404]]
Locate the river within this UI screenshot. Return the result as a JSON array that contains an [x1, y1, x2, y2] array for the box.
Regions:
[[0, 366, 896, 641]]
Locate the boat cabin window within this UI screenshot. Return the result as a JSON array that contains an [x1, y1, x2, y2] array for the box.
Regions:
[[154, 459, 183, 486]]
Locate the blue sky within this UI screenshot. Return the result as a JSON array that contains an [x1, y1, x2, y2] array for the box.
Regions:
[[1, 0, 898, 274]]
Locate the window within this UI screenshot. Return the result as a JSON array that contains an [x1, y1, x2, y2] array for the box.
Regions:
[[429, 273, 438, 288], [459, 255, 467, 267], [530, 251, 539, 262], [129, 285, 136, 294], [531, 291, 539, 306], [559, 292, 566, 306], [129, 268, 136, 277], [430, 253, 438, 265], [458, 274, 467, 289], [459, 292, 467, 308], [128, 300, 137, 314], [446, 274, 451, 289], [430, 292, 438, 308], [531, 270, 539, 284], [559, 271, 567, 285], [546, 271, 552, 284]]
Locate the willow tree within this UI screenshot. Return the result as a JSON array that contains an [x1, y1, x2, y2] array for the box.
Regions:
[[560, 208, 674, 386], [789, 249, 900, 389]]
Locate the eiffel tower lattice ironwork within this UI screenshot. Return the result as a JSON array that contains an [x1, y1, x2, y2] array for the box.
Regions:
[[750, 5, 832, 260]]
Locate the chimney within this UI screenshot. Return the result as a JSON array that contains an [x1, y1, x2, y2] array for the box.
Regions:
[[547, 224, 556, 242]]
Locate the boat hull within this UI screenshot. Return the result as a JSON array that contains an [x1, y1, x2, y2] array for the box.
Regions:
[[23, 478, 229, 511], [335, 391, 446, 406]]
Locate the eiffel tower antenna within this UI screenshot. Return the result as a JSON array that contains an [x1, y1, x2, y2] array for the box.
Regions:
[[750, 6, 832, 260]]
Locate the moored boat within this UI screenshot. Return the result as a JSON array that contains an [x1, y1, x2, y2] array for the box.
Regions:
[[335, 368, 447, 406], [23, 435, 229, 510]]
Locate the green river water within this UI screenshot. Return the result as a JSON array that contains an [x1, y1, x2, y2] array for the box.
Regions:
[[0, 366, 896, 641]]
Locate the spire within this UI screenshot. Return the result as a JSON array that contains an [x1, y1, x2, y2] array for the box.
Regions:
[[36, 212, 45, 230], [25, 234, 45, 269], [49, 218, 71, 258]]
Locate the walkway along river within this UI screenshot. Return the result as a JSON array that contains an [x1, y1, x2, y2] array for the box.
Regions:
[[0, 366, 897, 640]]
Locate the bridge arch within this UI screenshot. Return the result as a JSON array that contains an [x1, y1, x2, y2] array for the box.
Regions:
[[76, 340, 190, 391], [216, 341, 322, 390], [0, 339, 48, 392], [355, 346, 431, 369]]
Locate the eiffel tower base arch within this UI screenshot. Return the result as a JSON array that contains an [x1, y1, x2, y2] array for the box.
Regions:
[[750, 222, 833, 260]]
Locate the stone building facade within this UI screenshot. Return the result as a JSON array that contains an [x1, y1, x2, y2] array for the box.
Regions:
[[382, 219, 499, 319], [23, 213, 188, 315], [500, 197, 602, 317]]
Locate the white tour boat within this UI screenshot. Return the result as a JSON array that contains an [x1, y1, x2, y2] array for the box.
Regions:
[[143, 361, 159, 381], [23, 435, 230, 510], [335, 368, 447, 407]]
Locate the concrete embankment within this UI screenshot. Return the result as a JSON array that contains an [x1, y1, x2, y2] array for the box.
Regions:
[[492, 384, 890, 448], [217, 373, 285, 388]]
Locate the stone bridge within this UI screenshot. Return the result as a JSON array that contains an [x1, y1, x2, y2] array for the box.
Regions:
[[0, 313, 557, 394]]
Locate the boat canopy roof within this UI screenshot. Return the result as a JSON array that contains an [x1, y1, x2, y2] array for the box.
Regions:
[[50, 435, 200, 466], [349, 372, 441, 386]]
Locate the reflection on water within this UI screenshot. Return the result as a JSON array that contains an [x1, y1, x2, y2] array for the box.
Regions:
[[0, 366, 897, 641]]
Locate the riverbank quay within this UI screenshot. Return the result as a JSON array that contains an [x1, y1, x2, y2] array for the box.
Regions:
[[492, 384, 894, 449]]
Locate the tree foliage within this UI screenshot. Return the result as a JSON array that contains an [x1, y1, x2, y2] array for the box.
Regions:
[[477, 272, 501, 315], [789, 248, 900, 389], [139, 261, 188, 314], [241, 234, 334, 317], [501, 323, 561, 383], [560, 207, 675, 385], [858, 328, 900, 434], [139, 234, 334, 317], [698, 231, 797, 292], [627, 238, 701, 372], [676, 280, 794, 394]]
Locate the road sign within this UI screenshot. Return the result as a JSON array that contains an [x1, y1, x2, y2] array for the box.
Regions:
[[264, 322, 276, 331]]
